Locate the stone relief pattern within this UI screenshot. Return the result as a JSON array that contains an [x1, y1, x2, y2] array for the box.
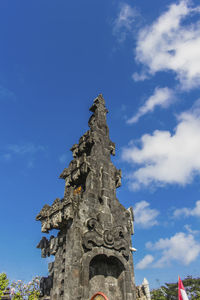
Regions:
[[83, 218, 129, 259]]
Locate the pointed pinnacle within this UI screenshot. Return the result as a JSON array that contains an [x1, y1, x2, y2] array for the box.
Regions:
[[89, 94, 108, 113]]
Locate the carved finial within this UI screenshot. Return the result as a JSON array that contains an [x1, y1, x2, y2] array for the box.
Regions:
[[88, 94, 109, 134], [142, 278, 149, 285], [142, 278, 151, 300], [89, 94, 108, 113]]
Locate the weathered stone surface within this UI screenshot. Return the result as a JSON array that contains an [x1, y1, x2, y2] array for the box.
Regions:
[[36, 94, 137, 300], [136, 278, 151, 300]]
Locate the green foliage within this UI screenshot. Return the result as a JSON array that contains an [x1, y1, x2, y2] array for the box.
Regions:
[[151, 288, 166, 300], [151, 276, 200, 300], [12, 292, 23, 300], [0, 273, 9, 297], [182, 276, 200, 300]]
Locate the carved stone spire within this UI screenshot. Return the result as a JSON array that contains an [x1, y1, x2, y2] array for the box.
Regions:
[[36, 94, 136, 300]]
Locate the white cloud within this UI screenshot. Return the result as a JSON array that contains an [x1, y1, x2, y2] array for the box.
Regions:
[[146, 232, 200, 267], [59, 154, 68, 164], [184, 224, 199, 235], [7, 143, 45, 155], [0, 143, 45, 165], [127, 87, 174, 124], [134, 201, 159, 228], [1, 153, 11, 161], [122, 102, 200, 189], [132, 71, 148, 82], [113, 3, 138, 42], [135, 0, 200, 90], [174, 200, 200, 218], [136, 254, 154, 269], [0, 85, 16, 101]]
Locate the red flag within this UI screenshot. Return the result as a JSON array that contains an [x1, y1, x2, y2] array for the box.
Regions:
[[178, 276, 189, 300]]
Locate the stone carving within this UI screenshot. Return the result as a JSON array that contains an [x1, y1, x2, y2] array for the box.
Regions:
[[109, 141, 116, 156], [115, 168, 122, 188], [71, 130, 94, 158], [136, 278, 151, 300], [37, 234, 66, 258], [40, 276, 53, 297], [36, 198, 74, 233], [37, 236, 59, 258], [36, 95, 137, 300], [83, 218, 129, 258], [127, 206, 134, 235], [59, 153, 90, 187]]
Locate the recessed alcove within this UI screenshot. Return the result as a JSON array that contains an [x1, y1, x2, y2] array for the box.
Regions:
[[89, 254, 126, 300]]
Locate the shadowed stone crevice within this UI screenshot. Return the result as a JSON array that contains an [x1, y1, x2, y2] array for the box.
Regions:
[[89, 255, 125, 280]]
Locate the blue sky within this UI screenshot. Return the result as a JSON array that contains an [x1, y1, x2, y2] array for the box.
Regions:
[[1, 0, 200, 290]]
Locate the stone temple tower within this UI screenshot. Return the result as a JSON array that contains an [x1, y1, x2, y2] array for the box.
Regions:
[[36, 94, 136, 300]]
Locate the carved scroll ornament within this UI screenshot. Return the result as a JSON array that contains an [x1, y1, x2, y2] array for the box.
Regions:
[[83, 218, 129, 258]]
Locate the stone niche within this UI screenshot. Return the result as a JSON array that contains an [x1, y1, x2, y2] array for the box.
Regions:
[[81, 247, 134, 300], [89, 254, 125, 299]]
